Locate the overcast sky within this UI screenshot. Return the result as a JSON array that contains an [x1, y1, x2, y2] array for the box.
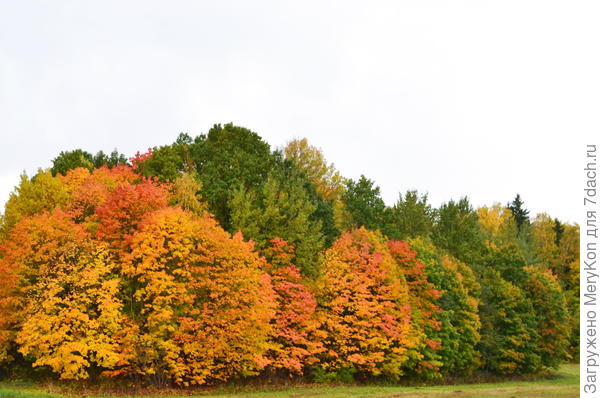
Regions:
[[1, 1, 598, 223]]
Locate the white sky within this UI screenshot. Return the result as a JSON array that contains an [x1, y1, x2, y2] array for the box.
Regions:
[[1, 1, 598, 223]]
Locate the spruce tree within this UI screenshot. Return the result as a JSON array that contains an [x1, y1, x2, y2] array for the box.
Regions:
[[507, 194, 530, 234]]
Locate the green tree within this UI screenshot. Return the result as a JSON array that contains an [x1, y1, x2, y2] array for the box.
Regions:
[[193, 124, 275, 228], [507, 194, 530, 234], [51, 150, 95, 176], [478, 269, 541, 374], [480, 244, 528, 287], [92, 150, 129, 169], [135, 133, 195, 182], [432, 198, 484, 264], [229, 172, 325, 278], [343, 175, 386, 231], [409, 238, 481, 375], [385, 190, 435, 240]]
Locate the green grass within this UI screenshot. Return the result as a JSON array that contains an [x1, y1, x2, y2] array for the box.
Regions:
[[0, 364, 579, 398]]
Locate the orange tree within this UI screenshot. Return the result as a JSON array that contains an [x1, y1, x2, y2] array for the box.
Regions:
[[262, 238, 324, 375], [316, 228, 417, 380], [119, 207, 275, 386]]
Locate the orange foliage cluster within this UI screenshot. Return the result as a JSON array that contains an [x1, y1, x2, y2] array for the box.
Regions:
[[316, 229, 418, 378], [0, 165, 473, 385]]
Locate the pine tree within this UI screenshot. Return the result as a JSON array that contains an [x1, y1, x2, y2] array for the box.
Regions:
[[507, 194, 530, 234]]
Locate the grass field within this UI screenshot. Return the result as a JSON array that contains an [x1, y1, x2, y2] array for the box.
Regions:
[[0, 364, 579, 398]]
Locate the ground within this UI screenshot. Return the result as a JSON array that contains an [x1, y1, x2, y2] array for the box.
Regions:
[[0, 364, 579, 398]]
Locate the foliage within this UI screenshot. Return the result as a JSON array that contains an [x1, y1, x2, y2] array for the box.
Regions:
[[342, 176, 386, 232], [168, 173, 207, 214], [120, 207, 275, 385], [0, 170, 69, 241], [1, 210, 124, 379], [408, 238, 481, 375], [385, 191, 435, 240], [193, 123, 275, 228], [229, 174, 325, 277], [478, 269, 541, 375], [316, 228, 416, 379], [284, 138, 345, 202], [60, 166, 139, 223], [477, 203, 518, 246], [507, 194, 530, 234], [523, 266, 570, 368], [95, 179, 170, 249], [386, 240, 442, 378], [264, 239, 325, 374], [51, 150, 95, 176], [0, 124, 580, 386], [51, 149, 128, 176], [432, 197, 484, 265], [134, 134, 195, 182]]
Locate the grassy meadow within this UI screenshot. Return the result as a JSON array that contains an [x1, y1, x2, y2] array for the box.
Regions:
[[0, 364, 579, 398]]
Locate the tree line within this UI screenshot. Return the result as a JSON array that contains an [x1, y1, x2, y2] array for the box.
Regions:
[[0, 123, 579, 386]]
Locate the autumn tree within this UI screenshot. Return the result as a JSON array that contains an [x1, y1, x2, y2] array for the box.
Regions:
[[121, 207, 275, 385], [530, 213, 560, 268], [387, 240, 443, 378], [316, 228, 416, 379], [477, 203, 518, 246], [0, 210, 125, 379], [0, 170, 68, 240], [263, 238, 324, 375], [283, 138, 348, 231], [523, 266, 570, 368], [60, 165, 139, 223], [284, 138, 345, 202], [95, 179, 170, 249], [529, 215, 579, 359], [168, 172, 207, 214]]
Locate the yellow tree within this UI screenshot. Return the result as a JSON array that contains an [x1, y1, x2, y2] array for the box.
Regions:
[[1, 210, 125, 379], [0, 170, 68, 240], [168, 172, 208, 214], [284, 138, 349, 229], [531, 213, 559, 268], [477, 203, 517, 246], [121, 207, 275, 386]]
